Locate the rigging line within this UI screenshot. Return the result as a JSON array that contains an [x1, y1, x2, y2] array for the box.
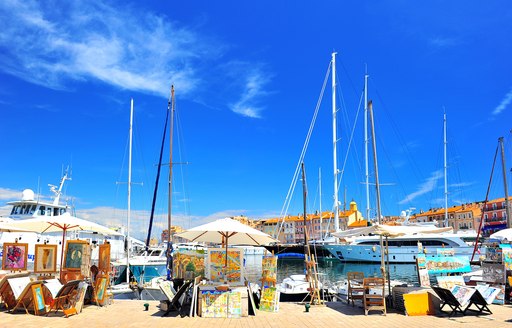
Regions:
[[471, 143, 499, 262], [146, 90, 171, 248], [370, 78, 425, 183], [174, 104, 192, 227], [274, 61, 331, 238], [338, 89, 364, 193]]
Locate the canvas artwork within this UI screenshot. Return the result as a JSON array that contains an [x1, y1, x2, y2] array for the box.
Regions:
[[227, 291, 242, 318], [481, 262, 506, 284], [475, 284, 501, 304], [2, 243, 28, 270], [259, 286, 279, 312], [34, 244, 58, 273], [206, 248, 243, 284], [64, 240, 88, 271], [436, 248, 455, 256], [173, 249, 206, 280], [422, 256, 471, 274], [31, 284, 46, 315], [95, 275, 108, 304], [501, 248, 512, 270], [98, 243, 111, 273], [201, 290, 228, 318], [418, 268, 430, 287], [450, 285, 475, 308], [436, 276, 465, 290], [261, 256, 277, 285]]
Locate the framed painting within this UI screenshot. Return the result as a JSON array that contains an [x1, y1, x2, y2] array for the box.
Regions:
[[31, 283, 46, 315], [2, 243, 28, 271], [95, 274, 108, 305], [34, 244, 58, 273], [98, 243, 111, 273], [64, 240, 88, 271]]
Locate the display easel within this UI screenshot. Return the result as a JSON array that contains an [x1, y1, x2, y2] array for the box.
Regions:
[[304, 250, 322, 305]]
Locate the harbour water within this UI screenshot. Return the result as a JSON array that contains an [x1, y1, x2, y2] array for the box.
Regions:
[[243, 254, 419, 286]]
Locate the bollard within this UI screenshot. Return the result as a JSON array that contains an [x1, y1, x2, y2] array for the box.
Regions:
[[144, 303, 149, 311], [305, 303, 310, 312]]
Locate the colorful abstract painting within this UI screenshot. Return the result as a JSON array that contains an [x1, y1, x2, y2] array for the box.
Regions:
[[2, 243, 28, 270], [206, 248, 243, 284]]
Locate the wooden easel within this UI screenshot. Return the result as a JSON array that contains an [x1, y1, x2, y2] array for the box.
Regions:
[[304, 248, 323, 305]]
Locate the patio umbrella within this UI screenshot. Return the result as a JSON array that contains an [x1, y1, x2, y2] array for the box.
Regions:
[[490, 228, 512, 242], [5, 214, 122, 277], [175, 217, 278, 268]]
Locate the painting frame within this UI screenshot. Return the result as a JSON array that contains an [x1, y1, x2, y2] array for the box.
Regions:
[[31, 283, 46, 315], [64, 240, 88, 271], [94, 274, 108, 305], [98, 243, 111, 273], [34, 244, 58, 273], [2, 242, 28, 271]]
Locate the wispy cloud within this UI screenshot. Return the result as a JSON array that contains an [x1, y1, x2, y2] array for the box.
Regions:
[[429, 37, 459, 48], [399, 170, 443, 205], [0, 1, 202, 96], [492, 87, 512, 116], [225, 62, 272, 119], [0, 1, 272, 118]]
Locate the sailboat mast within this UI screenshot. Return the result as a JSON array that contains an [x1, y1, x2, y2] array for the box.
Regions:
[[332, 52, 340, 232], [364, 71, 370, 222], [443, 111, 448, 227], [167, 86, 175, 279], [499, 137, 511, 229], [319, 167, 323, 240], [126, 98, 134, 284]]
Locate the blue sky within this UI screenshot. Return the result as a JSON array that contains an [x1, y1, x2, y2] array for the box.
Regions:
[[1, 1, 511, 240]]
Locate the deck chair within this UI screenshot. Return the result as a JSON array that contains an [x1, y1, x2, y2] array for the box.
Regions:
[[363, 277, 386, 316], [347, 272, 365, 306], [431, 286, 465, 317], [160, 280, 193, 317], [46, 279, 81, 317], [0, 272, 30, 309], [464, 289, 492, 315], [10, 279, 45, 314]]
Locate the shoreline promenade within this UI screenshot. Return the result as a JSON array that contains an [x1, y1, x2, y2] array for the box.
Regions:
[[1, 300, 511, 328]]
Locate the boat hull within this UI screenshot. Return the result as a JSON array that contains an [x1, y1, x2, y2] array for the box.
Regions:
[[324, 244, 478, 263]]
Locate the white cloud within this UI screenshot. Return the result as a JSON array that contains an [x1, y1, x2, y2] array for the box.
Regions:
[[429, 37, 459, 48], [492, 87, 512, 116], [226, 63, 272, 119], [0, 1, 205, 97], [399, 170, 443, 205]]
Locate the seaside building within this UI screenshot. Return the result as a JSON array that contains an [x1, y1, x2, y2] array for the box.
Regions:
[[412, 203, 482, 232], [481, 197, 511, 236], [254, 200, 366, 243]]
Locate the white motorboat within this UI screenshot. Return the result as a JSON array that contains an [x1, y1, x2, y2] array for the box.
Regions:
[[324, 227, 480, 263], [0, 172, 126, 264]]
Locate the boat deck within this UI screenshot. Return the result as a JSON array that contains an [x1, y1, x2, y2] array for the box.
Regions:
[[2, 299, 511, 328]]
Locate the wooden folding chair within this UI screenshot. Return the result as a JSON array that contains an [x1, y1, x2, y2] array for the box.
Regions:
[[46, 280, 81, 317], [11, 280, 44, 314], [347, 272, 365, 306], [160, 280, 193, 317], [363, 277, 386, 316], [0, 272, 30, 310]]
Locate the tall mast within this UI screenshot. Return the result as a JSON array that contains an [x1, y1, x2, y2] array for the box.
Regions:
[[499, 137, 511, 229], [319, 167, 323, 240], [126, 98, 134, 284], [332, 52, 340, 232], [166, 86, 175, 280], [443, 111, 448, 227], [364, 70, 370, 222], [368, 100, 388, 292]]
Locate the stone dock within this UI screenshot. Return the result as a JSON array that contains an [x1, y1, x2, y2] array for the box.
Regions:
[[1, 300, 511, 328]]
